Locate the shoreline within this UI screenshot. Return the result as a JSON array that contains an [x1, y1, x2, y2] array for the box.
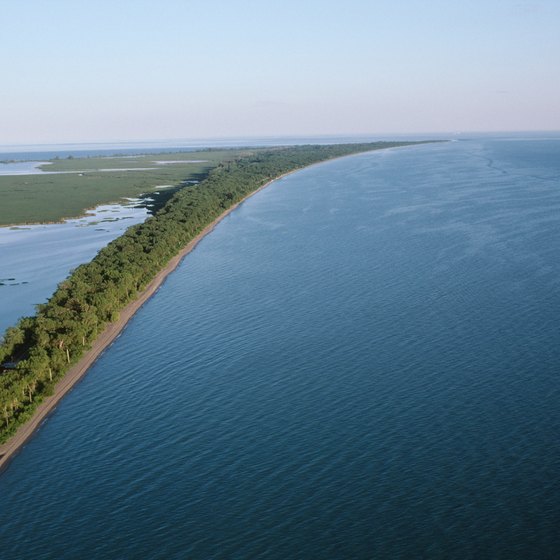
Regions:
[[0, 144, 424, 473], [0, 194, 156, 230], [0, 199, 147, 229], [0, 168, 297, 474]]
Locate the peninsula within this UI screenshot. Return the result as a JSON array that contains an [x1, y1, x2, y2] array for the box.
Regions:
[[0, 142, 425, 471]]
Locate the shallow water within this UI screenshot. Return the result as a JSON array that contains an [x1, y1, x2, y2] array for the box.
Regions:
[[0, 161, 52, 175], [0, 202, 148, 333], [0, 137, 559, 558]]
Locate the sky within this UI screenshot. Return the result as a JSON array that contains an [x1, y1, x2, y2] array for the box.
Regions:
[[1, 0, 559, 145]]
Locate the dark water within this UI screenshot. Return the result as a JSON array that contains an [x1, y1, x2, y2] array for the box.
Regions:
[[1, 138, 559, 559]]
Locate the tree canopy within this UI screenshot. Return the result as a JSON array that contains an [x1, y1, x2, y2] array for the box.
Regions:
[[0, 142, 422, 443]]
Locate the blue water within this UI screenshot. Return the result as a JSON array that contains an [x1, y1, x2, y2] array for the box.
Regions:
[[0, 201, 148, 334], [1, 137, 559, 558]]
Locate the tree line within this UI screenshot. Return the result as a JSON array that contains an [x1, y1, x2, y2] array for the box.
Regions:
[[0, 142, 420, 442]]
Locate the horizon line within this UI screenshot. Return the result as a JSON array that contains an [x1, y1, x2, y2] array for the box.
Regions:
[[1, 130, 560, 151]]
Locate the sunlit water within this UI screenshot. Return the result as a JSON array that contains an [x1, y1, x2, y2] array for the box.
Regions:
[[1, 137, 559, 558], [0, 202, 148, 333]]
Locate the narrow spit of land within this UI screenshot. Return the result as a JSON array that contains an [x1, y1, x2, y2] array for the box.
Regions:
[[0, 142, 433, 472], [0, 173, 284, 472]]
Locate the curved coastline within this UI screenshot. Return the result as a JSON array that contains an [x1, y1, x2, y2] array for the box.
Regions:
[[0, 169, 296, 473], [0, 144, 428, 474]]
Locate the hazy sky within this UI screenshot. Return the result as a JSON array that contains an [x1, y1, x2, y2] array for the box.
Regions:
[[2, 0, 559, 144]]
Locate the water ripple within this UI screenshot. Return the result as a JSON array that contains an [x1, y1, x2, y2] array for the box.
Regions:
[[1, 138, 560, 559]]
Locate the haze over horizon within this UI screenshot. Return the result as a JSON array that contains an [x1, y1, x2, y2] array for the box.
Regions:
[[2, 0, 559, 145]]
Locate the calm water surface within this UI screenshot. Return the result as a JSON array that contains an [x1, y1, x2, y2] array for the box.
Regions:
[[1, 138, 559, 559], [0, 161, 51, 175], [0, 202, 148, 333]]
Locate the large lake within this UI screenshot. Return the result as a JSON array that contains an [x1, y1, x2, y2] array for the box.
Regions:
[[1, 137, 559, 558]]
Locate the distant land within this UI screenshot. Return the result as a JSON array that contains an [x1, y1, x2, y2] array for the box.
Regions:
[[0, 149, 253, 226], [0, 141, 430, 471], [0, 134, 443, 227], [0, 134, 456, 227]]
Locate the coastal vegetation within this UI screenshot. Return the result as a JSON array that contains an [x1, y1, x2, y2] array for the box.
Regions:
[[0, 142, 420, 444], [0, 149, 252, 226]]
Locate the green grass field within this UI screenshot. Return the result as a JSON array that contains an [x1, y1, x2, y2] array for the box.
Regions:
[[0, 149, 254, 226]]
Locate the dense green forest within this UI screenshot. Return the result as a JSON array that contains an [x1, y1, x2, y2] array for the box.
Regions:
[[0, 142, 420, 443]]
